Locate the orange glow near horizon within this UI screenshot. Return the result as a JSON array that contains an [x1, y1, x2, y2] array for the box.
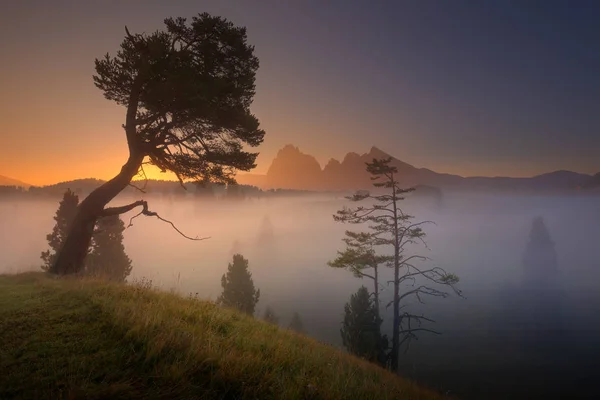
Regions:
[[1, 4, 597, 187]]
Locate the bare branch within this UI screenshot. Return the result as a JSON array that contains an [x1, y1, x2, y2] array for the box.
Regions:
[[398, 327, 441, 335], [111, 200, 209, 241], [101, 200, 146, 217], [129, 182, 146, 193], [129, 164, 149, 193]]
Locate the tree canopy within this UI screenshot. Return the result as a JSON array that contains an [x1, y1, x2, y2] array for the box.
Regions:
[[93, 13, 265, 185]]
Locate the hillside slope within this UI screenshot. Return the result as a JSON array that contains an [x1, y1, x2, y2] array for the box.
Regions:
[[0, 273, 445, 400]]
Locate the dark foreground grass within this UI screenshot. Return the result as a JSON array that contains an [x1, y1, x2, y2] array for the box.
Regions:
[[0, 273, 446, 400]]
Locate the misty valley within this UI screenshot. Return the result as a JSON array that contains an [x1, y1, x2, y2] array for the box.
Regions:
[[2, 188, 599, 399], [2, 4, 600, 398]]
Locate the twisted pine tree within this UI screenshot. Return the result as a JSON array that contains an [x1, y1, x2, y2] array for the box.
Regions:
[[41, 189, 79, 271], [332, 157, 461, 372], [218, 254, 260, 315], [53, 13, 265, 275]]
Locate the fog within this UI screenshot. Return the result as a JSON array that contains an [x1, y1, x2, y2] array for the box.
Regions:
[[1, 192, 599, 398]]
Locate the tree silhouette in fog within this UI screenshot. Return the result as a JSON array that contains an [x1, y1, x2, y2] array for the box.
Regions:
[[288, 312, 306, 334], [257, 215, 274, 247], [522, 216, 558, 283], [341, 286, 387, 366], [43, 190, 133, 281], [519, 216, 565, 352], [218, 254, 260, 316], [328, 230, 385, 335], [332, 158, 461, 373], [86, 216, 132, 282], [52, 13, 265, 275], [262, 306, 279, 325], [41, 189, 79, 271]]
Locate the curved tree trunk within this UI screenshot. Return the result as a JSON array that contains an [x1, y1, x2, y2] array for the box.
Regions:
[[52, 77, 144, 275], [51, 152, 144, 275]]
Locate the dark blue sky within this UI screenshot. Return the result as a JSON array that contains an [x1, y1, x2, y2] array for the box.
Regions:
[[1, 0, 599, 183]]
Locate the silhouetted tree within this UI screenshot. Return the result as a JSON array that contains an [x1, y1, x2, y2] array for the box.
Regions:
[[263, 306, 279, 325], [289, 312, 305, 334], [333, 158, 461, 372], [519, 216, 564, 352], [86, 215, 133, 282], [341, 286, 386, 365], [522, 217, 558, 284], [53, 13, 265, 275], [329, 231, 384, 330], [41, 189, 79, 271], [218, 254, 260, 315]]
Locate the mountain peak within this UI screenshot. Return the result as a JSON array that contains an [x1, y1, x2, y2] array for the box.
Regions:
[[266, 145, 322, 189], [367, 146, 391, 159]]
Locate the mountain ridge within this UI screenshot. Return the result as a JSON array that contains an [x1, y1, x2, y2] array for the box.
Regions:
[[237, 145, 595, 193], [2, 145, 596, 193], [0, 175, 31, 188]]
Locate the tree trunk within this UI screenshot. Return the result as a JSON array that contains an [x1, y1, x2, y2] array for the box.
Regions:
[[390, 176, 401, 373], [51, 152, 144, 275], [52, 75, 144, 275], [373, 266, 380, 321], [391, 261, 400, 372]]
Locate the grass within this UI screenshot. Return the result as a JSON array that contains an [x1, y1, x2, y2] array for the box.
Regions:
[[0, 272, 446, 400]]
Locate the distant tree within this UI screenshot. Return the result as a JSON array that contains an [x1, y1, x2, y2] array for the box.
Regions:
[[86, 215, 133, 282], [257, 215, 275, 246], [224, 183, 245, 200], [41, 189, 79, 271], [263, 306, 279, 325], [289, 312, 306, 334], [522, 217, 558, 284], [332, 158, 461, 372], [218, 254, 260, 315], [519, 216, 564, 352], [341, 286, 386, 365], [53, 13, 265, 275]]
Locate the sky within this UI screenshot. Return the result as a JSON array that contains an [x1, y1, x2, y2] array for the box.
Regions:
[[1, 0, 599, 185]]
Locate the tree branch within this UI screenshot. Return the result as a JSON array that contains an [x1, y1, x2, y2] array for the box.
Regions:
[[101, 200, 146, 217], [126, 201, 209, 241]]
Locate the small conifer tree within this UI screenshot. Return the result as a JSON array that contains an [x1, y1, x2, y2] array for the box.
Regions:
[[218, 254, 260, 315], [41, 189, 79, 271], [86, 215, 133, 282], [289, 312, 306, 334], [341, 286, 385, 365]]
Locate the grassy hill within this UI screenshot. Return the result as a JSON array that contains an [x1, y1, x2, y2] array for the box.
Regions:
[[0, 273, 446, 400]]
